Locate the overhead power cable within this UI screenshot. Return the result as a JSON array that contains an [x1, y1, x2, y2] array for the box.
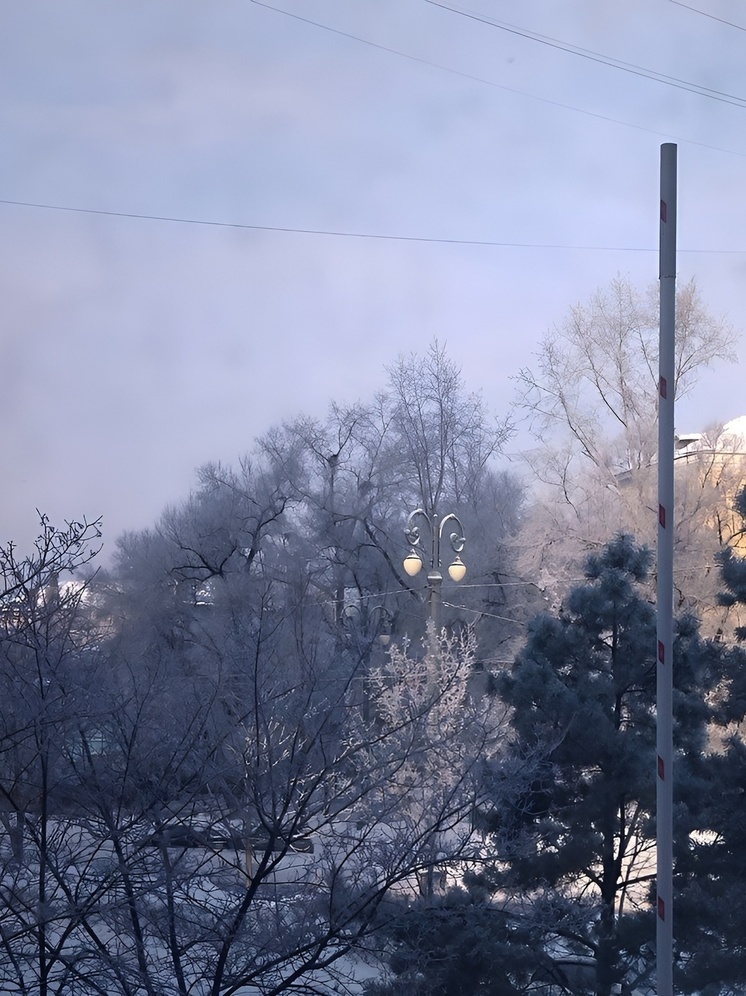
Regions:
[[426, 0, 746, 108], [2, 198, 746, 254], [249, 0, 746, 159], [442, 601, 525, 626], [668, 0, 746, 32]]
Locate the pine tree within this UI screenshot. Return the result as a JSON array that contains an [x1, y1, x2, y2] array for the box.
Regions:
[[483, 534, 746, 996], [673, 484, 746, 993], [364, 534, 746, 996], [674, 738, 746, 995]]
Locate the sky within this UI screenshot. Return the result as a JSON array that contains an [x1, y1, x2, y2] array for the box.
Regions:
[[2, 0, 746, 560]]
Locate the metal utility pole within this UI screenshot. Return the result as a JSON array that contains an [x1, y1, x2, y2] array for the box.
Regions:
[[657, 141, 676, 996]]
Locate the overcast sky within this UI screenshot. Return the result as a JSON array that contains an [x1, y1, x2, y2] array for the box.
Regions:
[[2, 0, 746, 559]]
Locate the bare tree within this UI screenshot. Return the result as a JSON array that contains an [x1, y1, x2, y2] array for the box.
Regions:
[[515, 276, 736, 478], [387, 339, 513, 513], [0, 513, 104, 995], [260, 343, 522, 655], [513, 276, 740, 616], [1, 564, 509, 995]]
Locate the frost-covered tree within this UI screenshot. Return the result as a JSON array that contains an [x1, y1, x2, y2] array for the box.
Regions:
[[0, 513, 106, 995], [1, 610, 507, 995], [515, 275, 736, 478], [514, 276, 739, 612], [229, 340, 525, 658]]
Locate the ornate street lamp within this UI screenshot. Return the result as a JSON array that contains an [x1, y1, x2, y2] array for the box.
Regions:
[[343, 599, 393, 644], [403, 509, 467, 630]]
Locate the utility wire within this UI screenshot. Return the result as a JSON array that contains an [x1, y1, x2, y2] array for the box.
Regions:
[[2, 198, 746, 254], [249, 0, 746, 159], [442, 601, 525, 625], [668, 0, 746, 32], [426, 0, 746, 108]]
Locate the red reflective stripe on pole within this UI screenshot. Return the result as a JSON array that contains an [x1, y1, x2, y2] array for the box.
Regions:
[[658, 640, 665, 663], [660, 376, 667, 399]]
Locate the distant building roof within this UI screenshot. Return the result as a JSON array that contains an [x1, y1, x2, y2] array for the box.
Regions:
[[719, 415, 746, 449], [675, 417, 746, 460]]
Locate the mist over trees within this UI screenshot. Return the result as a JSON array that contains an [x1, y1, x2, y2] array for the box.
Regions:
[[2, 283, 746, 996], [0, 342, 526, 995]]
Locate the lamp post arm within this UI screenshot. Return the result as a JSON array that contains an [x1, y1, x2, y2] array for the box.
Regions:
[[438, 513, 466, 558], [404, 509, 433, 567], [405, 509, 466, 568]]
